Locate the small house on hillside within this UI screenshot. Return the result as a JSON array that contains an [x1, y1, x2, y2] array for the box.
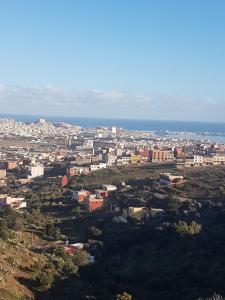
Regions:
[[159, 173, 184, 185]]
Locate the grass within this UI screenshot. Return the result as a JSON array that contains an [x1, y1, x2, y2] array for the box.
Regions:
[[70, 162, 176, 188]]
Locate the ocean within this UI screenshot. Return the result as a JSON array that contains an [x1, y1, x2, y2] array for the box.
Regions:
[[1, 114, 225, 142]]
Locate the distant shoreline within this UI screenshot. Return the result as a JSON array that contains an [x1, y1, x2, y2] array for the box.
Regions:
[[1, 113, 225, 135]]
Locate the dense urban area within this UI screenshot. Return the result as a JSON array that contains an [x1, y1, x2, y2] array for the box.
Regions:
[[1, 118, 225, 300]]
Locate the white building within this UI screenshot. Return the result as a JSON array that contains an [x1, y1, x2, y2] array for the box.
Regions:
[[28, 165, 44, 178], [90, 163, 107, 172], [193, 155, 204, 165], [117, 156, 131, 165], [111, 126, 117, 134], [102, 184, 117, 192], [104, 154, 117, 166], [38, 118, 46, 124], [0, 195, 26, 209], [0, 169, 6, 178]]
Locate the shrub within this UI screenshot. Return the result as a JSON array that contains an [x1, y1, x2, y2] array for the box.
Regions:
[[87, 226, 102, 238], [174, 221, 202, 236], [72, 250, 89, 267], [116, 292, 133, 300], [45, 223, 61, 240], [0, 228, 14, 241], [34, 269, 54, 290], [198, 293, 224, 300]]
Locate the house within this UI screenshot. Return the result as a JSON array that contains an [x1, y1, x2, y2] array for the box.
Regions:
[[103, 154, 117, 166], [70, 243, 85, 250], [86, 195, 104, 211], [63, 245, 79, 255], [28, 165, 44, 178], [102, 184, 117, 192], [62, 244, 95, 263], [95, 189, 108, 199], [90, 163, 107, 172], [127, 207, 149, 220], [150, 150, 174, 162], [150, 208, 165, 217], [47, 175, 68, 187], [0, 179, 7, 187], [66, 166, 78, 177], [0, 194, 27, 209], [0, 169, 6, 178], [67, 166, 90, 176], [131, 154, 141, 163], [61, 175, 68, 187], [73, 190, 91, 203], [117, 156, 131, 165], [15, 178, 33, 185], [138, 149, 150, 161], [2, 161, 18, 170], [128, 206, 148, 216], [159, 173, 184, 185]]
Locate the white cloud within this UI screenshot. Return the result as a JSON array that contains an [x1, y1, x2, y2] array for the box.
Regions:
[[0, 83, 6, 93], [92, 90, 124, 100], [0, 83, 222, 121]]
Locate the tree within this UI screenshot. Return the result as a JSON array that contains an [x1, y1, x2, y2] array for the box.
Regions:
[[14, 218, 24, 231], [72, 250, 89, 267], [175, 221, 202, 236], [72, 206, 81, 217], [45, 223, 61, 240], [62, 259, 78, 274], [0, 218, 14, 241], [167, 196, 180, 211], [87, 226, 102, 238], [34, 269, 54, 290], [116, 292, 133, 300], [0, 228, 14, 241]]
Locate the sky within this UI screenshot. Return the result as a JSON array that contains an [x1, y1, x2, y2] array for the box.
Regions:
[[0, 0, 225, 121]]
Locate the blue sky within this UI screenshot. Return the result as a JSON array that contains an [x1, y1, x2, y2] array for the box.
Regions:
[[0, 0, 225, 121]]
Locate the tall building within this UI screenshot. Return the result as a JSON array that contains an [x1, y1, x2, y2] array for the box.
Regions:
[[111, 126, 117, 134]]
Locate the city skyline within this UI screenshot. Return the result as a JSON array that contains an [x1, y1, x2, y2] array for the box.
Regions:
[[1, 1, 225, 121]]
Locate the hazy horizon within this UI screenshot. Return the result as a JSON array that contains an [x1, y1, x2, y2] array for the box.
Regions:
[[2, 111, 225, 125]]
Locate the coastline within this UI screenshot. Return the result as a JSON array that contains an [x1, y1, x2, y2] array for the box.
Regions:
[[1, 113, 225, 133]]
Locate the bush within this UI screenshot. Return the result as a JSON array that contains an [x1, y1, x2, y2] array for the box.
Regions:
[[87, 226, 102, 238], [72, 250, 89, 267], [52, 247, 69, 259], [5, 256, 18, 268], [198, 293, 224, 300], [62, 259, 78, 274], [34, 269, 54, 290], [0, 228, 14, 241], [0, 205, 22, 230], [45, 223, 61, 240], [116, 292, 133, 300], [174, 221, 202, 236]]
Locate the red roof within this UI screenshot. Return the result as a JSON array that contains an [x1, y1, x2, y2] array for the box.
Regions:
[[63, 246, 79, 255]]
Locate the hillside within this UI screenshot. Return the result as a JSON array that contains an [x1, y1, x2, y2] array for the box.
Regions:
[[1, 165, 225, 299], [0, 230, 47, 300]]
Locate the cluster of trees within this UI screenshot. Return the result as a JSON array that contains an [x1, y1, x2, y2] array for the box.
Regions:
[[32, 246, 89, 292], [0, 206, 24, 240], [37, 200, 225, 299], [45, 223, 61, 240]]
